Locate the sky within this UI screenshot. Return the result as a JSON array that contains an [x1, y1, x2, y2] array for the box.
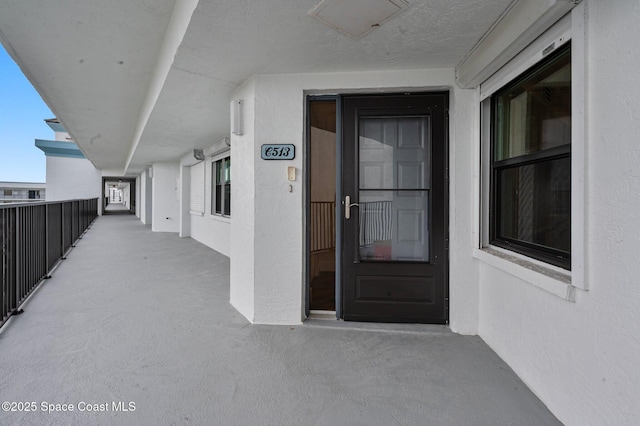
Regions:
[[0, 45, 53, 183]]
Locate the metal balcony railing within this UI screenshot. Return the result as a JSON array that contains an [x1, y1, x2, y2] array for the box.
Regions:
[[0, 198, 98, 328], [310, 201, 335, 253]]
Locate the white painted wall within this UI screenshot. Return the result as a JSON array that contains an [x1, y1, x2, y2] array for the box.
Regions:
[[45, 156, 102, 213], [229, 70, 478, 328], [476, 2, 640, 425], [189, 154, 231, 257], [135, 175, 141, 218], [191, 214, 230, 257], [122, 184, 130, 209], [140, 169, 153, 225], [151, 162, 179, 232], [179, 164, 191, 237], [54, 131, 71, 141], [174, 138, 233, 257], [229, 78, 256, 322]]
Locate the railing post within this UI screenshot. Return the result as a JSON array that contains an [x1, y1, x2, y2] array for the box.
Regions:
[[14, 207, 21, 313], [1, 209, 5, 321], [61, 203, 65, 254], [45, 204, 50, 277]]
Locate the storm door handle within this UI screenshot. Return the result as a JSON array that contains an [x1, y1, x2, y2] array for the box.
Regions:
[[344, 195, 359, 220]]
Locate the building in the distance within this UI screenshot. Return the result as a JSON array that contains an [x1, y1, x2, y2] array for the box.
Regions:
[[34, 118, 102, 208], [34, 118, 135, 214], [0, 181, 45, 203]]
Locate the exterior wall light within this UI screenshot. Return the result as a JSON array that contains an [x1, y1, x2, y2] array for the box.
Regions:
[[232, 99, 243, 136]]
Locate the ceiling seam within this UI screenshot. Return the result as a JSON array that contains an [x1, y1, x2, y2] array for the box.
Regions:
[[123, 0, 200, 174]]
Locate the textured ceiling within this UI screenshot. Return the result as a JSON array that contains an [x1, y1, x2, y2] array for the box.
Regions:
[[0, 0, 175, 173], [0, 0, 514, 174]]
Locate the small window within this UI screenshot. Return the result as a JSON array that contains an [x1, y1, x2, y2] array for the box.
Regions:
[[4, 190, 12, 196], [212, 157, 231, 216], [28, 190, 37, 199], [490, 44, 571, 269]]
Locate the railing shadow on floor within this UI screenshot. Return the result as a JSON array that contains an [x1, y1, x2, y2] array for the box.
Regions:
[[0, 198, 98, 328]]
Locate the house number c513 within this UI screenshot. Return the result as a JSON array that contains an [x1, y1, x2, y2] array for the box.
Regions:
[[261, 144, 295, 160]]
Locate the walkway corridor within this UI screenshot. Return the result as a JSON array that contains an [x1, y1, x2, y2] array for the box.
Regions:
[[0, 215, 560, 425], [104, 202, 132, 214]]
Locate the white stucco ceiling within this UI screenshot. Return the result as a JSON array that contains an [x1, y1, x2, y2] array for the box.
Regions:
[[0, 0, 513, 175]]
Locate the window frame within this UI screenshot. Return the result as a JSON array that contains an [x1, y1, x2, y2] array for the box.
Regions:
[[489, 43, 572, 270], [476, 6, 588, 294], [211, 156, 231, 217]]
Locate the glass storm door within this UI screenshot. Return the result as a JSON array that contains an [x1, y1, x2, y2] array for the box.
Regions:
[[342, 94, 448, 323]]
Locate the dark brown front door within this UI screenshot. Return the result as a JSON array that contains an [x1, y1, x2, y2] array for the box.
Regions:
[[342, 93, 448, 323]]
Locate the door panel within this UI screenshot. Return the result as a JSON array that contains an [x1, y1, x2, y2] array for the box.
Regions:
[[342, 93, 448, 323]]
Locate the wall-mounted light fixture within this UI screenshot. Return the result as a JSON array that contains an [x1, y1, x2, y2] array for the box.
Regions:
[[232, 99, 243, 136], [193, 149, 205, 161]]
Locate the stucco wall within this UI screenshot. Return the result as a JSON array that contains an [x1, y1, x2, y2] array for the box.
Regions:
[[122, 183, 131, 209], [229, 79, 256, 322], [151, 162, 179, 232], [477, 2, 640, 425], [45, 156, 101, 208], [230, 69, 479, 329], [189, 156, 231, 257], [179, 165, 191, 238], [139, 169, 153, 225], [191, 215, 230, 257], [135, 176, 141, 218]]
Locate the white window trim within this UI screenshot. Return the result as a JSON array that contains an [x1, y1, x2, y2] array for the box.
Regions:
[[209, 151, 231, 219], [474, 4, 587, 300]]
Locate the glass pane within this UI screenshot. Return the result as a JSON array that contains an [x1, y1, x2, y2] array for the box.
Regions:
[[359, 116, 430, 190], [215, 185, 222, 214], [494, 47, 571, 161], [224, 158, 231, 183], [215, 160, 223, 185], [211, 163, 216, 214], [358, 190, 429, 262], [224, 183, 231, 216], [498, 157, 571, 253]]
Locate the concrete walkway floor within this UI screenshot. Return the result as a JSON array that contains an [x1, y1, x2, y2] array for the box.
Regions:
[[0, 215, 561, 426], [104, 203, 132, 214]]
